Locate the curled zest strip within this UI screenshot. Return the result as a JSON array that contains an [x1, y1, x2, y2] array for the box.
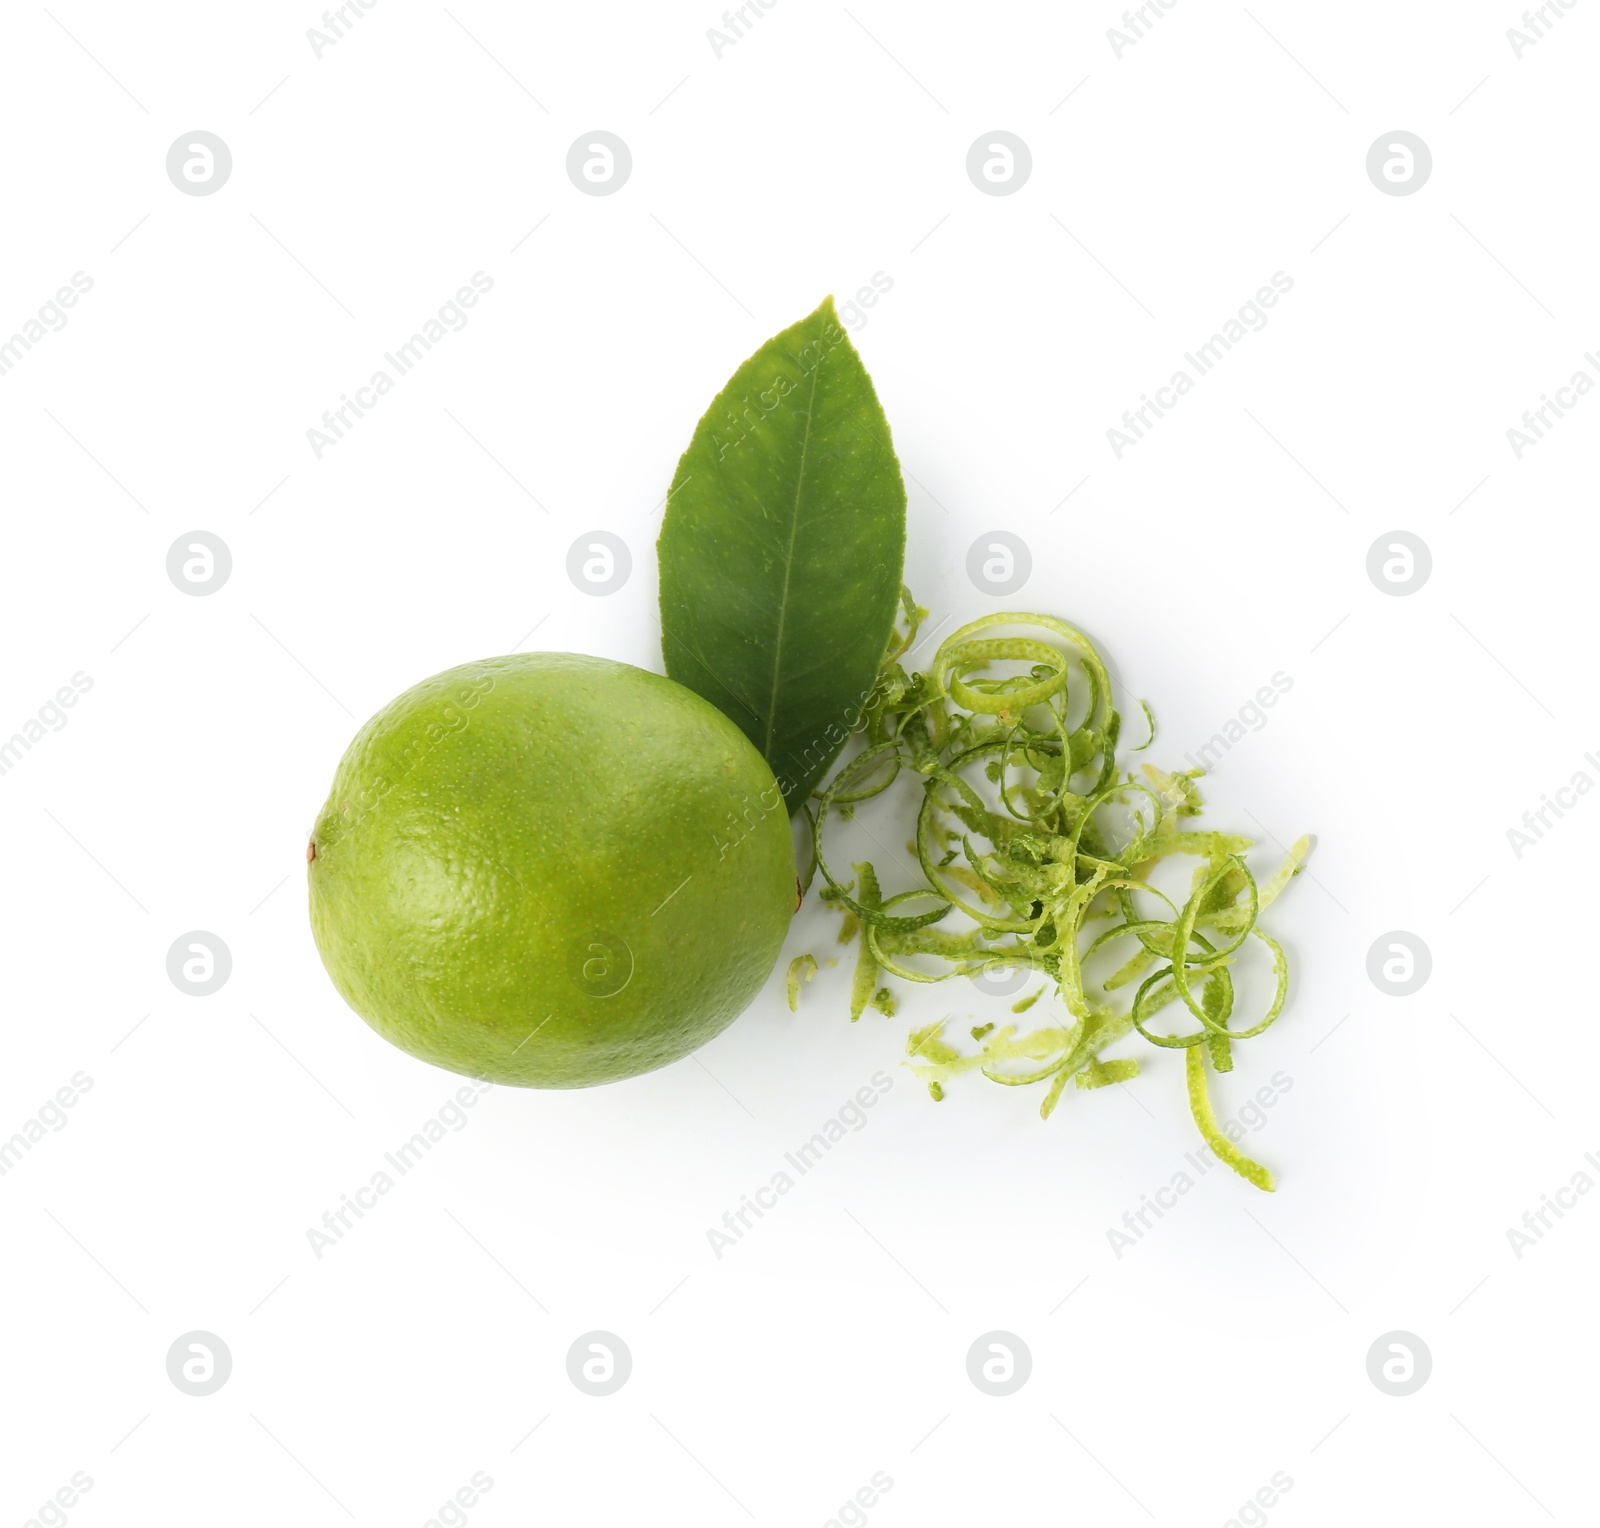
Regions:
[[1186, 1043, 1275, 1192], [813, 742, 950, 935], [811, 595, 1310, 1187], [786, 954, 817, 1011]]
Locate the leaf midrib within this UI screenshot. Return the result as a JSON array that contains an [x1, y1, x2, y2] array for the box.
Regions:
[[759, 353, 823, 760]]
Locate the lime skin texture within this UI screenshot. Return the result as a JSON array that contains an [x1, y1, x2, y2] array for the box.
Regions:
[[309, 653, 795, 1088]]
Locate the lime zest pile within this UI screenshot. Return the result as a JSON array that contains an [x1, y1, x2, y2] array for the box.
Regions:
[[803, 592, 1310, 1191]]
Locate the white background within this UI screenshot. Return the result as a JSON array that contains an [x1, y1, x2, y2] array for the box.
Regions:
[[1, 2, 1594, 1524]]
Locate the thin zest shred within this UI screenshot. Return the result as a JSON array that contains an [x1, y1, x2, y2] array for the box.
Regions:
[[805, 589, 1310, 1190], [786, 954, 818, 1012]]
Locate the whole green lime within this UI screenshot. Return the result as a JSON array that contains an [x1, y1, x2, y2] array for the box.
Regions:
[[308, 653, 794, 1087]]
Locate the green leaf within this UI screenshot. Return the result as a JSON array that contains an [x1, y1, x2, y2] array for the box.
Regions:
[[658, 296, 907, 813]]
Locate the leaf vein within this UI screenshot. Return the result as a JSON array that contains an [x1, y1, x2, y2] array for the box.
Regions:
[[761, 355, 823, 759]]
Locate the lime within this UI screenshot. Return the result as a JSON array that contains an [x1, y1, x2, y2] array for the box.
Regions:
[[308, 653, 794, 1087]]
